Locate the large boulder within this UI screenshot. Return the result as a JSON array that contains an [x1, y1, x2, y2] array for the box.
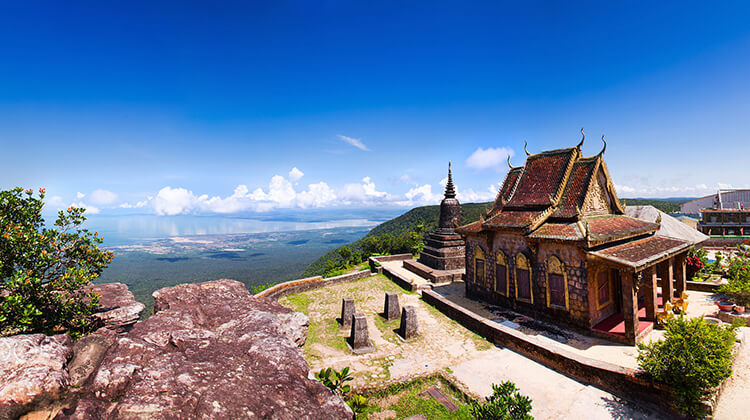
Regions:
[[89, 283, 145, 333], [64, 279, 350, 419], [0, 334, 72, 420]]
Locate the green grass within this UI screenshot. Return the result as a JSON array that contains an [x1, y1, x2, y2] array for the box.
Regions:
[[357, 375, 474, 420], [281, 292, 312, 313]]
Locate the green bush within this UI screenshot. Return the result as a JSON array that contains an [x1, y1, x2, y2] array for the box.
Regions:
[[316, 366, 353, 396], [1, 187, 113, 338], [469, 381, 533, 420], [637, 315, 737, 418], [718, 252, 750, 306]]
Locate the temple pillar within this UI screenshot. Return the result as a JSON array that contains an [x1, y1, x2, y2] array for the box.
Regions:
[[643, 267, 658, 321], [621, 270, 639, 344], [674, 254, 687, 296], [658, 259, 674, 303]]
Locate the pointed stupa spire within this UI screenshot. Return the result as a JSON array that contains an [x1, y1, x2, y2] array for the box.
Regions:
[[444, 161, 456, 199]]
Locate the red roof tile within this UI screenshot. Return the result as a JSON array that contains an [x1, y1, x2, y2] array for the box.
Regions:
[[551, 158, 598, 219], [506, 149, 576, 207], [484, 210, 544, 228], [528, 223, 582, 240], [593, 236, 689, 267], [456, 220, 483, 233], [586, 216, 657, 241]]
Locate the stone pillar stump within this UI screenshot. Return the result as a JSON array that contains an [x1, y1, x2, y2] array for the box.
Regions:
[[348, 313, 374, 354], [398, 306, 418, 340], [384, 292, 400, 320], [340, 297, 355, 329]]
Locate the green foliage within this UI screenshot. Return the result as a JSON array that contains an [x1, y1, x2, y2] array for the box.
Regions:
[[620, 198, 688, 214], [316, 366, 353, 396], [1, 187, 113, 338], [469, 381, 533, 420], [637, 315, 737, 418], [346, 394, 368, 417], [250, 282, 275, 294], [304, 202, 492, 277], [718, 249, 750, 306]]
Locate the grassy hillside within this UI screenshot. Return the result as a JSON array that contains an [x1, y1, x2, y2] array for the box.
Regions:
[[303, 202, 492, 277]]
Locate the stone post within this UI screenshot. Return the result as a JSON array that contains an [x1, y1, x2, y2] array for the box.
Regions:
[[658, 259, 674, 303], [384, 292, 400, 321], [621, 271, 639, 345], [643, 267, 658, 321], [398, 306, 418, 340], [349, 313, 374, 354], [340, 297, 355, 329], [674, 254, 687, 296]]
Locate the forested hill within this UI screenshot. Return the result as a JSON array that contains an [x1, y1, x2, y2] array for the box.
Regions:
[[303, 198, 691, 277], [303, 202, 492, 277]]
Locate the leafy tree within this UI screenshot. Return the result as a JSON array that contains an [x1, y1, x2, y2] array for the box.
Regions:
[[338, 246, 353, 265], [470, 381, 533, 420], [637, 315, 737, 418], [1, 187, 113, 338]]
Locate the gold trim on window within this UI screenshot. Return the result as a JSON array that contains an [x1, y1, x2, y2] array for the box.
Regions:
[[545, 255, 569, 310], [495, 251, 509, 296], [514, 253, 533, 304], [595, 268, 613, 310], [474, 246, 486, 287]]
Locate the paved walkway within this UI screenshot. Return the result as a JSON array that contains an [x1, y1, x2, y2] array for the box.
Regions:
[[713, 328, 750, 419], [450, 347, 661, 419]]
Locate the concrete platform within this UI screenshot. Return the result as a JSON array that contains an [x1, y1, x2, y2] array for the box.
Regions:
[[403, 259, 464, 284]]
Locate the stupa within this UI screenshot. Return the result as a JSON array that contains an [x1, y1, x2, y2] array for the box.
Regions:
[[403, 162, 466, 283]]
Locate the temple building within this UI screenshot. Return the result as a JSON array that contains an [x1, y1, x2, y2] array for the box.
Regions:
[[404, 163, 466, 283], [456, 134, 699, 345]]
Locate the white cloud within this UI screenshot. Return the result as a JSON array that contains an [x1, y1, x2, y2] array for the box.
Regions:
[[466, 147, 514, 171], [88, 189, 119, 206], [119, 199, 149, 209], [297, 182, 337, 208], [76, 192, 85, 199], [337, 134, 371, 151], [405, 184, 441, 204], [153, 187, 203, 216], [70, 201, 100, 214], [288, 167, 304, 182], [47, 195, 65, 208]]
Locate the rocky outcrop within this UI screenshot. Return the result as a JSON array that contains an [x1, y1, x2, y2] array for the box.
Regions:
[[0, 334, 72, 420], [89, 283, 145, 333], [63, 280, 349, 419]]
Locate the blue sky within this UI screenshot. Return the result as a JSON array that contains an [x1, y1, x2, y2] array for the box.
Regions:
[[2, 2, 750, 215]]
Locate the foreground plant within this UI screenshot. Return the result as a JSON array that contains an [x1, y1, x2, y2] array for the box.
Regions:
[[316, 366, 354, 396], [1, 187, 113, 338], [637, 315, 737, 418], [470, 381, 533, 420]]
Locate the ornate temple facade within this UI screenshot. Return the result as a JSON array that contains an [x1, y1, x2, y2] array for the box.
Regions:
[[457, 135, 695, 345], [404, 163, 465, 283]]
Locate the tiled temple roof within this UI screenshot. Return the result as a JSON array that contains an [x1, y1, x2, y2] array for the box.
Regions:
[[527, 222, 583, 240], [591, 236, 691, 269], [584, 215, 658, 245], [505, 148, 576, 208], [484, 210, 546, 229], [550, 158, 598, 219]]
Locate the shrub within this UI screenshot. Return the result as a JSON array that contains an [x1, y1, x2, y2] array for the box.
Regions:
[[469, 381, 533, 420], [1, 187, 112, 338], [316, 366, 353, 396], [719, 253, 750, 306], [346, 393, 368, 418], [637, 315, 737, 418]]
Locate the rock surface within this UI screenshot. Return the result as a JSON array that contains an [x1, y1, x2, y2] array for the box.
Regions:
[[89, 283, 145, 333], [63, 279, 349, 419], [0, 334, 72, 420]]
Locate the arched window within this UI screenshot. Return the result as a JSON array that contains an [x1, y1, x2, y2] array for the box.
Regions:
[[515, 253, 532, 303], [495, 251, 509, 296], [546, 256, 568, 309], [474, 247, 486, 287]]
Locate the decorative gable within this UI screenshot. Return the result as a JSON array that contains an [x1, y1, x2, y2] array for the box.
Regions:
[[583, 170, 610, 216]]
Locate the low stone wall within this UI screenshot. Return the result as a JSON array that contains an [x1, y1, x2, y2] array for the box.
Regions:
[[420, 290, 680, 417], [255, 270, 373, 300], [717, 310, 750, 326]]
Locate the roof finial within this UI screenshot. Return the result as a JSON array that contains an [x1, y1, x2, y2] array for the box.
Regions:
[[444, 161, 456, 199], [524, 140, 530, 156], [598, 135, 607, 156], [507, 154, 513, 169], [577, 128, 585, 149]]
